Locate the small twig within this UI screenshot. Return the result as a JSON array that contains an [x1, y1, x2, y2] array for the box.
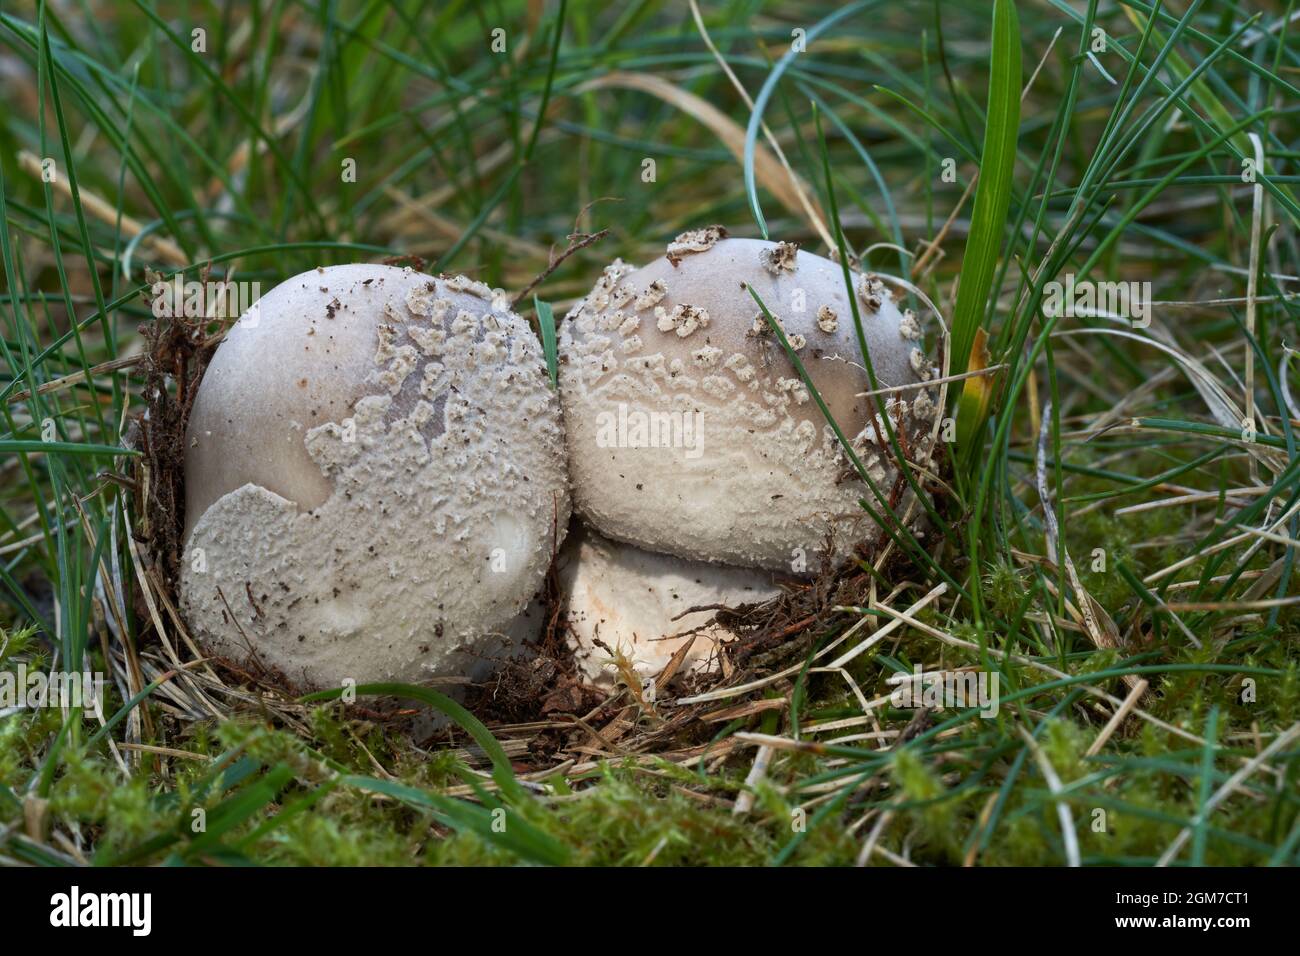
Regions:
[[855, 804, 897, 867], [511, 228, 609, 308], [732, 744, 774, 817], [1086, 679, 1148, 757], [6, 355, 143, 404], [854, 363, 1005, 399]]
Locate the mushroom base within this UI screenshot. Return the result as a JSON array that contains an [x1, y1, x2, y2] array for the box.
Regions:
[[558, 526, 782, 686]]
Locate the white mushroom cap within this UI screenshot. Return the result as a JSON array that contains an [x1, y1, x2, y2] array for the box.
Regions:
[[180, 264, 570, 689], [559, 525, 781, 686], [558, 231, 936, 572]]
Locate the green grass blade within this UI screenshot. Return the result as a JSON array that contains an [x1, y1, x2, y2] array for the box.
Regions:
[[951, 0, 1021, 464], [534, 296, 559, 389], [301, 681, 527, 805]]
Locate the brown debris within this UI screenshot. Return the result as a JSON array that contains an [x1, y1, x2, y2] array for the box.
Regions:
[[666, 224, 728, 266], [762, 241, 799, 274], [131, 267, 222, 597]]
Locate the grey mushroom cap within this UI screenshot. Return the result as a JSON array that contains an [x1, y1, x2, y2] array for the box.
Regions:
[[558, 233, 936, 572], [180, 264, 570, 689], [559, 525, 781, 685]]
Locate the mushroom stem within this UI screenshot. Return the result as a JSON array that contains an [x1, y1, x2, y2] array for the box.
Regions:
[[559, 524, 782, 687]]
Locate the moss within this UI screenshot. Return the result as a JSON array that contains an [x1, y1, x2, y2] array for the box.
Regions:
[[984, 560, 1029, 620], [1042, 718, 1088, 783], [251, 808, 419, 866], [50, 752, 162, 856], [2, 582, 1285, 869], [889, 748, 963, 863], [544, 769, 774, 866], [3, 645, 1298, 866]]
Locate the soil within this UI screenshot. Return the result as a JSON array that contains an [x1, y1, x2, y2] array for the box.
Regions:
[[131, 269, 221, 597]]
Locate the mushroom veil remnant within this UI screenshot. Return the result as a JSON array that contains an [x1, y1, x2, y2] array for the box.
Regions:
[[180, 264, 569, 689], [558, 230, 937, 574]]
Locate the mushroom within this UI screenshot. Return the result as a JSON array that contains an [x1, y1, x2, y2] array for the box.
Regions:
[[180, 264, 569, 689], [558, 230, 936, 572], [558, 525, 780, 686]]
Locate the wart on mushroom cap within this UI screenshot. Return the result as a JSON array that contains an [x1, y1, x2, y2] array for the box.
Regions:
[[559, 525, 781, 685], [181, 263, 570, 689], [558, 233, 936, 572]]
